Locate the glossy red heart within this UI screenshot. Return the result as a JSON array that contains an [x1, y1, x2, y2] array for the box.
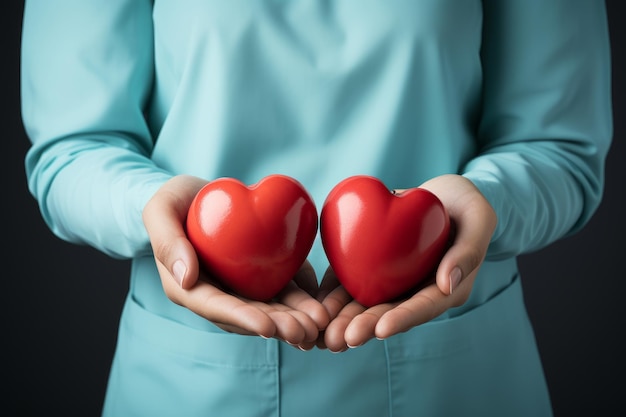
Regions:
[[320, 175, 450, 307], [186, 174, 318, 301]]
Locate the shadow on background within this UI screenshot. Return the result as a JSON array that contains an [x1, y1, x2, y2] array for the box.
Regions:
[[3, 1, 624, 416]]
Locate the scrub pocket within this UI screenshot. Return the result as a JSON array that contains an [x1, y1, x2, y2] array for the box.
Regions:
[[102, 295, 280, 417], [384, 276, 553, 417]]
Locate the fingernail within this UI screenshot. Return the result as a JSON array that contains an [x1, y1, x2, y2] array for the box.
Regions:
[[172, 260, 187, 287], [449, 267, 462, 295]]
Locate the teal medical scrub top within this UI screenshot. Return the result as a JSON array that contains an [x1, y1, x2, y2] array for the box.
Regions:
[[21, 1, 612, 416]]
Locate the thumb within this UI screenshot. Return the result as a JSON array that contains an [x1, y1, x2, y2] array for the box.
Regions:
[[435, 203, 496, 297], [436, 233, 486, 297], [142, 175, 208, 290], [154, 235, 201, 290], [418, 175, 496, 297]]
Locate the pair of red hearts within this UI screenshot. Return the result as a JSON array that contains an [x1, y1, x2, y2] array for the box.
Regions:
[[186, 174, 450, 307]]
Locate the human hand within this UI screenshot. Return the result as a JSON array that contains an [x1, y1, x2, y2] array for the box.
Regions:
[[317, 174, 497, 352], [142, 175, 330, 349]]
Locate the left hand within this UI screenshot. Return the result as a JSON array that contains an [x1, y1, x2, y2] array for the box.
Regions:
[[317, 174, 497, 352], [142, 175, 329, 350]]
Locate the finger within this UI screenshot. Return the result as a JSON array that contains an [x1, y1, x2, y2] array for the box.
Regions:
[[419, 175, 496, 295], [143, 175, 208, 289], [318, 267, 353, 320], [317, 266, 341, 301], [297, 339, 317, 351], [212, 323, 267, 336], [374, 283, 453, 339], [436, 203, 495, 296], [250, 299, 321, 345], [344, 303, 395, 348], [151, 236, 200, 290], [282, 309, 320, 343], [279, 267, 331, 330], [265, 309, 307, 345], [323, 301, 366, 352], [278, 281, 330, 330], [315, 330, 329, 350], [215, 298, 319, 346], [320, 285, 353, 323], [262, 296, 320, 334], [158, 262, 277, 338]]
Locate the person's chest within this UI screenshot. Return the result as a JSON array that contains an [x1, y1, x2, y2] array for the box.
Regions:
[[152, 0, 483, 78]]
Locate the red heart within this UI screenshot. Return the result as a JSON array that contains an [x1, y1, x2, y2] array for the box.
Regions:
[[186, 174, 318, 301], [320, 175, 450, 307]]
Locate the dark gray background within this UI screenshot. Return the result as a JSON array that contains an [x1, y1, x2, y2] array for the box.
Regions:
[[3, 2, 624, 416]]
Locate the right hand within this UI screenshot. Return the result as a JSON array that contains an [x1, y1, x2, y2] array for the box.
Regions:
[[142, 175, 330, 349], [315, 174, 497, 352]]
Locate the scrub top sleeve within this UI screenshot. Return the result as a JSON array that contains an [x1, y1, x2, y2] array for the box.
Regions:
[[463, 0, 613, 260], [21, 0, 171, 259]]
